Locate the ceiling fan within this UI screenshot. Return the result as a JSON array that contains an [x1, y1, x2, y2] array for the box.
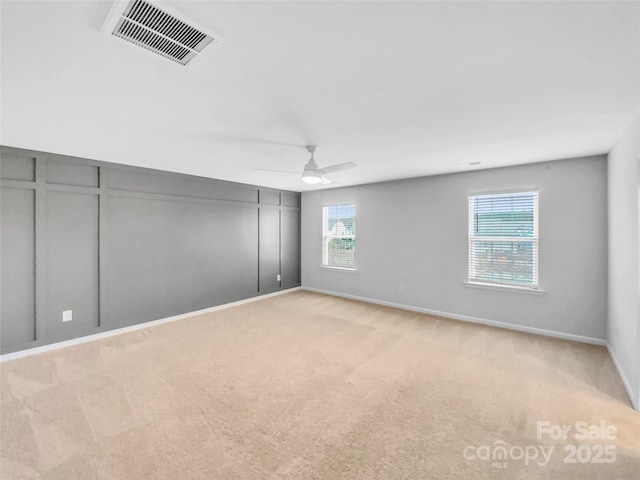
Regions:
[[256, 145, 357, 185]]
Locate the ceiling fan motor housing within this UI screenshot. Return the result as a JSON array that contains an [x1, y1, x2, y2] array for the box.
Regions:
[[302, 156, 322, 184]]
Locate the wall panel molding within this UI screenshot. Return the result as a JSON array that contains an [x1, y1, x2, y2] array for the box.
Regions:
[[1, 145, 301, 354]]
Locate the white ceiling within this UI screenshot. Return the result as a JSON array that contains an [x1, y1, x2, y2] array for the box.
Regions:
[[1, 1, 639, 192]]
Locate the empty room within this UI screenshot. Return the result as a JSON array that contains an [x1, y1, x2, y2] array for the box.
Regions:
[[1, 1, 639, 478]]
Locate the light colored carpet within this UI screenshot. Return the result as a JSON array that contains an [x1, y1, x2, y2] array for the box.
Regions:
[[1, 290, 639, 479]]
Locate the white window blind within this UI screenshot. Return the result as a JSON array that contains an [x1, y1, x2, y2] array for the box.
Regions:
[[468, 191, 538, 288], [322, 204, 356, 269]]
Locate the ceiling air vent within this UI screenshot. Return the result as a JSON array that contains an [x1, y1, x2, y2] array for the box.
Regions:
[[102, 0, 220, 66]]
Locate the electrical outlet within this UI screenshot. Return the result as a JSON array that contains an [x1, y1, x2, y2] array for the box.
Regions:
[[62, 310, 73, 322], [398, 284, 404, 292], [277, 274, 281, 282]]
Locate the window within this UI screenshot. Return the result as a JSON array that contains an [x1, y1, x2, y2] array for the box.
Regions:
[[323, 204, 356, 269], [468, 191, 538, 288]]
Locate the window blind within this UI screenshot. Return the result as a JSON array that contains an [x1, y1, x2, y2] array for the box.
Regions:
[[468, 191, 538, 287], [322, 204, 356, 269]]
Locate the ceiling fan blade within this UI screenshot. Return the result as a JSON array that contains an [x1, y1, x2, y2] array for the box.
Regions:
[[318, 162, 357, 175], [254, 168, 299, 174], [320, 175, 332, 184]]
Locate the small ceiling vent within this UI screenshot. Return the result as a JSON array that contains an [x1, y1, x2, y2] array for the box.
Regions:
[[102, 0, 220, 66]]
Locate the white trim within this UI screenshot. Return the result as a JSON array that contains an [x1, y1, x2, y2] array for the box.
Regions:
[[319, 265, 357, 273], [464, 282, 545, 295], [322, 203, 356, 270], [606, 343, 639, 410], [0, 287, 301, 363], [301, 287, 606, 346], [468, 190, 539, 288], [468, 186, 540, 196]]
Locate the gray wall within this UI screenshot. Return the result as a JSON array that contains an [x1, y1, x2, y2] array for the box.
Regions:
[[0, 146, 301, 354], [607, 115, 640, 410], [302, 156, 608, 342]]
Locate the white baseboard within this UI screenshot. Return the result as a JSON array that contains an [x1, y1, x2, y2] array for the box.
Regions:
[[606, 343, 638, 410], [302, 287, 607, 346], [0, 287, 302, 363]]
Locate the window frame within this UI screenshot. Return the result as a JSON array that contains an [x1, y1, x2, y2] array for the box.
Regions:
[[467, 189, 540, 291], [322, 203, 356, 271]]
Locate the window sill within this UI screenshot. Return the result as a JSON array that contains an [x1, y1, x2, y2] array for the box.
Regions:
[[464, 281, 545, 295], [320, 265, 357, 273]]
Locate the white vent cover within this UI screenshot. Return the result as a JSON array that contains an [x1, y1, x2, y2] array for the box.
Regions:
[[102, 0, 220, 66]]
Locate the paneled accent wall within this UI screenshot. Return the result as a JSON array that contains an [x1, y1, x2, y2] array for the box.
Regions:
[[0, 146, 301, 354]]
